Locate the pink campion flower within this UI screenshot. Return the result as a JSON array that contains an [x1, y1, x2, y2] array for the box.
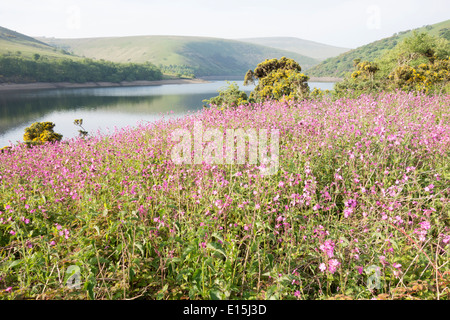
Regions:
[[379, 256, 388, 266], [393, 263, 402, 278], [319, 263, 327, 272], [393, 263, 402, 269], [357, 266, 363, 275], [419, 220, 431, 230], [5, 287, 12, 293], [415, 229, 427, 242], [294, 291, 301, 299], [328, 259, 340, 274], [394, 215, 404, 225], [63, 229, 70, 239], [441, 234, 450, 245], [320, 240, 335, 258], [343, 207, 353, 218]]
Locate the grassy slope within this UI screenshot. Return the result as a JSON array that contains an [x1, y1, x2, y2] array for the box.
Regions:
[[306, 19, 450, 78], [238, 37, 351, 61], [39, 36, 321, 77], [0, 26, 81, 61]]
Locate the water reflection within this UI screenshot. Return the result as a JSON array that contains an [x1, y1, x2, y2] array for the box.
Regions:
[[0, 81, 334, 146]]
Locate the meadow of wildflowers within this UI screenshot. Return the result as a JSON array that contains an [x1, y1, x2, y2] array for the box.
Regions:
[[0, 91, 449, 300]]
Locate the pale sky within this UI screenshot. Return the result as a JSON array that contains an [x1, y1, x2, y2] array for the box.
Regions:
[[1, 0, 449, 48]]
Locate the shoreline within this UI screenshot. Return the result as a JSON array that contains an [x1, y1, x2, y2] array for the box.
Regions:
[[0, 78, 210, 92], [308, 76, 343, 82], [0, 77, 341, 92]]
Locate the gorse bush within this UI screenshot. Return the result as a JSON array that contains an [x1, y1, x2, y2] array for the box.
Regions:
[[23, 122, 62, 145], [0, 91, 449, 300], [244, 57, 310, 102], [335, 32, 450, 98], [204, 57, 310, 108]]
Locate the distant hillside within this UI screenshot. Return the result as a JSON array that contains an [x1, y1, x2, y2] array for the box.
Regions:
[[39, 36, 321, 77], [306, 19, 450, 78], [0, 26, 162, 84], [238, 37, 351, 61], [0, 26, 78, 61]]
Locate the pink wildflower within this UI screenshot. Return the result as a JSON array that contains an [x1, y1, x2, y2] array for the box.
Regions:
[[328, 259, 341, 274], [319, 239, 335, 258], [343, 207, 353, 218], [379, 256, 388, 266], [419, 220, 431, 230], [319, 263, 327, 272]]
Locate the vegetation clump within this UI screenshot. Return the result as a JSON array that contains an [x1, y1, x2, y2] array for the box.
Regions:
[[334, 32, 450, 98], [244, 57, 310, 102], [203, 81, 251, 108], [1, 26, 450, 302], [1, 91, 449, 300], [0, 55, 163, 83], [23, 122, 62, 145]]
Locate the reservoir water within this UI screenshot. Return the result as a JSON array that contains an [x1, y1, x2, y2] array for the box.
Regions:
[[0, 81, 334, 147]]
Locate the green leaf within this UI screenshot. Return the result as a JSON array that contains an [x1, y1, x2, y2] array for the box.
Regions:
[[210, 289, 222, 300], [7, 259, 23, 270], [135, 243, 144, 256], [156, 284, 168, 300], [267, 254, 274, 269], [207, 242, 226, 258], [85, 279, 96, 300]]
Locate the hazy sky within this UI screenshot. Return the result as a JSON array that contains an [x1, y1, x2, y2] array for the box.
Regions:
[[1, 0, 449, 48]]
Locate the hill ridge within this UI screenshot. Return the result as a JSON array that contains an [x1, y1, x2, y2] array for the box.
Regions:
[[237, 36, 351, 61], [305, 19, 450, 78], [38, 35, 322, 77]]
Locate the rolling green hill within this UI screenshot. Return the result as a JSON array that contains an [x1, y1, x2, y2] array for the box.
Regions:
[[0, 26, 162, 83], [39, 36, 321, 77], [238, 37, 351, 61], [306, 19, 450, 78], [0, 26, 79, 61]]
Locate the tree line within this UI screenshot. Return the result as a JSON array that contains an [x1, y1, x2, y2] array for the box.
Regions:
[[0, 54, 163, 83]]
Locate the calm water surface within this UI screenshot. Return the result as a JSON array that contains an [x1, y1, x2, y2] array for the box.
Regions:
[[0, 81, 334, 147]]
